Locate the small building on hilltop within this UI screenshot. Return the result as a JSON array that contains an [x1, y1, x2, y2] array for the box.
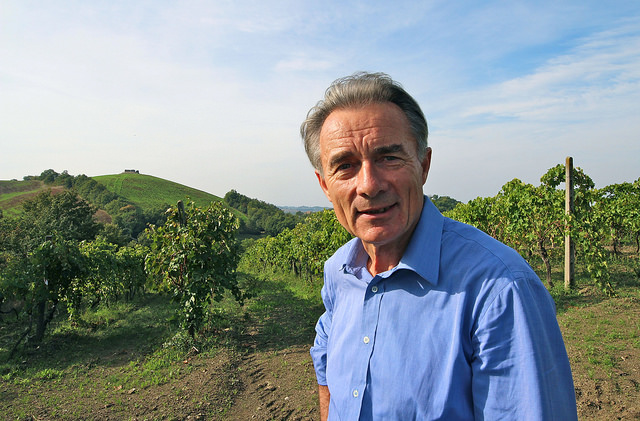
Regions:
[[124, 169, 140, 174]]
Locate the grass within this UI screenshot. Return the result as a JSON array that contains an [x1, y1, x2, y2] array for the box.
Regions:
[[93, 173, 222, 211], [0, 179, 43, 195], [0, 253, 638, 420], [0, 179, 47, 216], [0, 173, 231, 221]]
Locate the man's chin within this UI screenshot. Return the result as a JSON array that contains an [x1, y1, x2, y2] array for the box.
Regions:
[[356, 229, 401, 249]]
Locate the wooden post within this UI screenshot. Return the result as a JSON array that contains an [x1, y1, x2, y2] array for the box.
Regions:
[[564, 157, 575, 291]]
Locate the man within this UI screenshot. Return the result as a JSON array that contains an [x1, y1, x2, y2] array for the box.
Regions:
[[301, 72, 577, 420]]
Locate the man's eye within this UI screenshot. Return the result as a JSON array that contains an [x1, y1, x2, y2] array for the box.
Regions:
[[383, 156, 399, 162], [337, 163, 352, 171]]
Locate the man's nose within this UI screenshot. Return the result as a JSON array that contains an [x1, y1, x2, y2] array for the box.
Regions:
[[356, 161, 385, 198]]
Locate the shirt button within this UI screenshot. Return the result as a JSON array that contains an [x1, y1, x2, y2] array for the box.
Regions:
[[353, 389, 359, 398], [371, 286, 378, 293], [363, 336, 370, 344]]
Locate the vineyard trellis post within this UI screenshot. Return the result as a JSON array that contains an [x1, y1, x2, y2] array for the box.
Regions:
[[564, 156, 575, 291]]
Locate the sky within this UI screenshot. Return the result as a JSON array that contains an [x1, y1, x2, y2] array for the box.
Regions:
[[1, 1, 639, 207]]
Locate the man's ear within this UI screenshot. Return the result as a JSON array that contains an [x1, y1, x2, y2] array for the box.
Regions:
[[315, 170, 332, 203], [421, 147, 432, 185]]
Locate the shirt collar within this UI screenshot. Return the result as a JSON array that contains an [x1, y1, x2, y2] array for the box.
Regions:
[[341, 196, 443, 286], [396, 196, 443, 286]]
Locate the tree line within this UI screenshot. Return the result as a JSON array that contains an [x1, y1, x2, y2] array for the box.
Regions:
[[27, 169, 168, 242], [2, 165, 637, 356], [223, 189, 308, 236]]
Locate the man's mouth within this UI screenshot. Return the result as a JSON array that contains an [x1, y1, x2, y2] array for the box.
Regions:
[[359, 204, 394, 215]]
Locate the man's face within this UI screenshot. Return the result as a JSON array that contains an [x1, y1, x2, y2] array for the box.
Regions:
[[316, 102, 431, 253]]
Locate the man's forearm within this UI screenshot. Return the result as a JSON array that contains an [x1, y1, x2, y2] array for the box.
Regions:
[[318, 385, 330, 421]]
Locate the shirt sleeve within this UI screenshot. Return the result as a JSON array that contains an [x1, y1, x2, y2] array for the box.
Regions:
[[471, 274, 578, 420], [310, 281, 334, 386]]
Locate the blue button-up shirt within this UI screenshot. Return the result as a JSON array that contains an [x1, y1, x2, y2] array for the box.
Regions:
[[311, 197, 577, 420]]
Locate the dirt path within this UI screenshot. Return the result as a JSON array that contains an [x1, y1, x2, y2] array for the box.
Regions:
[[224, 345, 318, 420]]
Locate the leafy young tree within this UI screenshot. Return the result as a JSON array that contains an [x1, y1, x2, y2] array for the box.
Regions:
[[145, 201, 242, 338], [38, 168, 59, 184], [21, 190, 100, 247], [29, 236, 86, 343]]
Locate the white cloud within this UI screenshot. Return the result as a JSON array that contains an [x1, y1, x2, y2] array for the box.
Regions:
[[1, 1, 638, 207]]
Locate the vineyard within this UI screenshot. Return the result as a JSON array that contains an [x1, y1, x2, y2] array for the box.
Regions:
[[0, 165, 639, 419]]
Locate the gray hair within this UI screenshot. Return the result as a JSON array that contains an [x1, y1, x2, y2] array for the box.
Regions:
[[300, 72, 428, 173]]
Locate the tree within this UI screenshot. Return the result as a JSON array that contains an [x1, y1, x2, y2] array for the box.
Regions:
[[430, 195, 460, 213], [29, 237, 85, 342], [21, 190, 100, 247], [3, 236, 85, 352], [223, 189, 307, 235], [145, 201, 242, 338]]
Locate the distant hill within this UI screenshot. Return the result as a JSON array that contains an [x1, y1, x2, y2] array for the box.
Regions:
[[0, 179, 65, 217], [93, 173, 222, 210], [0, 172, 225, 222]]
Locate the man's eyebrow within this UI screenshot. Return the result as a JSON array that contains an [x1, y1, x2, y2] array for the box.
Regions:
[[374, 144, 405, 155], [327, 144, 407, 169], [328, 151, 353, 169]]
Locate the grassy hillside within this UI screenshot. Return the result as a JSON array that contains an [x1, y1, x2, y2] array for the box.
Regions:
[[0, 173, 224, 219], [0, 180, 63, 217], [92, 173, 222, 210]]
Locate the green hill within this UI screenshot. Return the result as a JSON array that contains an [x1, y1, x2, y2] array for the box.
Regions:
[[0, 172, 224, 220], [0, 179, 65, 217], [93, 173, 222, 210]]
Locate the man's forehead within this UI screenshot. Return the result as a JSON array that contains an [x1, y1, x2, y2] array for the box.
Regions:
[[321, 104, 409, 133]]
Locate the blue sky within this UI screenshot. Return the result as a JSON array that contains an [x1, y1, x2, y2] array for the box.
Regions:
[[1, 1, 639, 206]]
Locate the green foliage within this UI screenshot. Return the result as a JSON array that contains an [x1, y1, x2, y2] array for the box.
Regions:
[[594, 180, 640, 256], [145, 201, 242, 338], [21, 190, 100, 246], [224, 189, 307, 236], [30, 237, 86, 306], [429, 194, 460, 213], [70, 240, 148, 319], [240, 209, 352, 283], [446, 164, 625, 294], [0, 189, 149, 346], [0, 190, 99, 265], [29, 236, 86, 342]]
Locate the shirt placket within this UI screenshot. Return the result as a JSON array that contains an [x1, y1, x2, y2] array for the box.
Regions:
[[349, 276, 384, 419]]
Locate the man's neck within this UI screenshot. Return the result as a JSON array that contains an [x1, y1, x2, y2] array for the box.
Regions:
[[363, 242, 406, 276]]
